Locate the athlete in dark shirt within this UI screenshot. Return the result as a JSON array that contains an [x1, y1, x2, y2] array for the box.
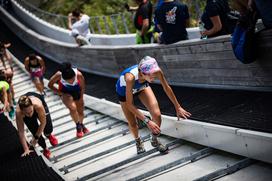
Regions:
[[201, 0, 231, 38], [16, 92, 58, 159], [155, 0, 189, 44]]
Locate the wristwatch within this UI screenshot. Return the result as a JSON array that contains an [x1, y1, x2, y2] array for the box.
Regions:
[[143, 116, 150, 125]]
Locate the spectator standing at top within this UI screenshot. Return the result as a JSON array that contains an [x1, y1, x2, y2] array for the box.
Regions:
[[200, 0, 233, 38], [68, 9, 92, 46], [232, 0, 272, 29], [130, 0, 153, 44], [155, 0, 190, 44]]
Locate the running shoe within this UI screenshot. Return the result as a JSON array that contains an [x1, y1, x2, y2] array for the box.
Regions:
[[150, 136, 169, 154], [83, 127, 90, 134], [135, 137, 146, 154], [8, 106, 15, 120], [76, 130, 84, 138], [81, 124, 90, 134], [48, 134, 58, 146], [43, 148, 51, 159], [76, 124, 84, 138]]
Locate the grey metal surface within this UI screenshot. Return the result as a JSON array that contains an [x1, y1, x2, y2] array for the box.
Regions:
[[9, 46, 272, 181]]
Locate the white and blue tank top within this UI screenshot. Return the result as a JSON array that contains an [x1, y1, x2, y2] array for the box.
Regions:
[[116, 65, 148, 96]]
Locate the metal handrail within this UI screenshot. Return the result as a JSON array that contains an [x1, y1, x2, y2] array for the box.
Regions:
[[15, 0, 135, 34]]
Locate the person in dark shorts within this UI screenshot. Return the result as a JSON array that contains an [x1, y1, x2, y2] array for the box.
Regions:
[[16, 92, 58, 159], [116, 56, 191, 154], [48, 62, 89, 138], [24, 54, 46, 95]]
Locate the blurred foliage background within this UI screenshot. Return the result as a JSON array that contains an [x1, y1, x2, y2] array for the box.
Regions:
[[32, 0, 234, 33]]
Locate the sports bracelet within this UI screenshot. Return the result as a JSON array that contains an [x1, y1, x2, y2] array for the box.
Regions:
[[143, 116, 150, 125]]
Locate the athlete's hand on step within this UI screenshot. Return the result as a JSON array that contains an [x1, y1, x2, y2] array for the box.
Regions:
[[147, 121, 161, 135], [21, 149, 33, 157], [176, 107, 191, 120]]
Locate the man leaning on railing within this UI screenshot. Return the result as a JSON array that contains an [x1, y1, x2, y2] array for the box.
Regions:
[[68, 9, 92, 46]]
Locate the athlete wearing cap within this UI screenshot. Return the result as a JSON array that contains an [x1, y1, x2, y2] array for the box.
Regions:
[[116, 56, 191, 154]]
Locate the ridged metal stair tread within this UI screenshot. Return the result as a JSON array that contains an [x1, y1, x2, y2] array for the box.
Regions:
[[50, 123, 130, 157], [66, 138, 181, 180], [55, 133, 151, 171], [148, 152, 243, 181], [217, 162, 272, 181], [52, 117, 122, 138], [52, 112, 104, 129]]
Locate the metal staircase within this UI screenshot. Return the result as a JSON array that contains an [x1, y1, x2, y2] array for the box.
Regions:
[[9, 56, 272, 181]]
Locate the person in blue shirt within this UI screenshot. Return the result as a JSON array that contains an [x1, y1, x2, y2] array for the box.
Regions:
[[155, 0, 190, 44], [116, 56, 191, 154]]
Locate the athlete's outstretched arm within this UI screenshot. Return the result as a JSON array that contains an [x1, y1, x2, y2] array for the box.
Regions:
[[156, 70, 191, 119], [4, 48, 13, 70], [31, 103, 47, 146], [48, 72, 61, 95], [35, 103, 47, 138], [16, 108, 32, 157], [24, 57, 30, 72], [37, 56, 46, 73], [77, 70, 85, 96]]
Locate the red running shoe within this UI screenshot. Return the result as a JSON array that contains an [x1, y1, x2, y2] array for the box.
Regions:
[[48, 134, 58, 146], [76, 130, 84, 138], [43, 148, 51, 159], [83, 127, 90, 134]]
